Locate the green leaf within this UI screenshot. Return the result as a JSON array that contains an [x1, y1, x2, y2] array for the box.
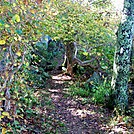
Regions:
[[2, 112, 10, 118], [83, 52, 88, 56], [4, 24, 10, 28], [0, 19, 5, 26], [15, 29, 22, 35]]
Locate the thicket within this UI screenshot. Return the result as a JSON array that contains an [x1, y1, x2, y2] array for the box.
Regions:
[[0, 0, 133, 133]]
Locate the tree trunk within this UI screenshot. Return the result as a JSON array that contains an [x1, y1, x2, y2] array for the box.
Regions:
[[65, 42, 75, 76], [111, 0, 134, 114], [64, 42, 100, 76]]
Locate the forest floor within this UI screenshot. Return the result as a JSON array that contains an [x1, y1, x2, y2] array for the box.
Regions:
[[38, 70, 134, 134]]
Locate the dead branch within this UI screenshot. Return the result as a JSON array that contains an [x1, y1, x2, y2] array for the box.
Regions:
[[72, 42, 100, 69]]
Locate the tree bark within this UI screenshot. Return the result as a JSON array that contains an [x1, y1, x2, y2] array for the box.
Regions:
[[111, 0, 134, 114], [65, 42, 100, 76], [65, 42, 75, 76]]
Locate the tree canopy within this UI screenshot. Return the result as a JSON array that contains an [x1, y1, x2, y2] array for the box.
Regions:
[[0, 0, 134, 133]]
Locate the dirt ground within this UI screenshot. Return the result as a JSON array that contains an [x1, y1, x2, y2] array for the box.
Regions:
[[42, 70, 134, 134]]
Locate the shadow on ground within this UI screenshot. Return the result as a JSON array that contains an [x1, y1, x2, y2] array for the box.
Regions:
[[41, 71, 112, 134]]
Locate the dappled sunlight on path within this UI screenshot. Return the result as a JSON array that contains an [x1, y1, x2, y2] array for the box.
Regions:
[[44, 71, 112, 134], [52, 75, 72, 81], [43, 70, 134, 134]]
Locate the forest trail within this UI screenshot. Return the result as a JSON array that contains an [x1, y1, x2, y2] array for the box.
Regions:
[[43, 70, 112, 134]]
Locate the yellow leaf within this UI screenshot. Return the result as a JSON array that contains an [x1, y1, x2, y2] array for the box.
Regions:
[[13, 14, 20, 22], [16, 51, 21, 56], [5, 24, 10, 28], [2, 112, 10, 118], [0, 116, 2, 121], [2, 127, 6, 134], [0, 115, 4, 119], [13, 3, 16, 7], [5, 71, 8, 77], [83, 52, 88, 56], [0, 40, 6, 45], [30, 9, 35, 14]]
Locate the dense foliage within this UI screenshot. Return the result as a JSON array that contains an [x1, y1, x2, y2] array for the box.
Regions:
[[0, 1, 46, 132], [0, 0, 133, 133]]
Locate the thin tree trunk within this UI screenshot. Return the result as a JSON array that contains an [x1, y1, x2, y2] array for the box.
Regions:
[[65, 42, 100, 76], [111, 0, 134, 114], [65, 42, 75, 76]]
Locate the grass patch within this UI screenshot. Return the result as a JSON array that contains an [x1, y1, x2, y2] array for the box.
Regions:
[[69, 85, 90, 97]]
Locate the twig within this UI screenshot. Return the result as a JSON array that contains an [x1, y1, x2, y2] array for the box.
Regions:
[[72, 42, 100, 69], [0, 46, 27, 92]]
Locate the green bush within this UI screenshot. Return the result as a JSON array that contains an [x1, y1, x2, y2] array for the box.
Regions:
[[70, 85, 90, 97], [91, 80, 111, 104], [31, 35, 65, 70]]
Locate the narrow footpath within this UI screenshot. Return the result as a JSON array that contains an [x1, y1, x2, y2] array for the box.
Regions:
[[43, 70, 120, 134]]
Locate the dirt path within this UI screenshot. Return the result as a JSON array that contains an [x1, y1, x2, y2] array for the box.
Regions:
[[42, 70, 133, 134], [43, 71, 111, 134]]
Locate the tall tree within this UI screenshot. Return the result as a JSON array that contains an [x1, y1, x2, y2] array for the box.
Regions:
[[111, 0, 134, 114]]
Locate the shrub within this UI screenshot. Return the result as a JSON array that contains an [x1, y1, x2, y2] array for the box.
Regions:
[[91, 80, 111, 104]]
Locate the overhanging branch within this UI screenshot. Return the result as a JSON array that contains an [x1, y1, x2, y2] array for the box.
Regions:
[[72, 42, 100, 69]]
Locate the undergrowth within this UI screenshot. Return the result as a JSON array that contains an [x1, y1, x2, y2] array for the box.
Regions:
[[69, 79, 111, 105]]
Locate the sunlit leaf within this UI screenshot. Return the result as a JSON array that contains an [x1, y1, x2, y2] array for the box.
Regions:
[[83, 52, 88, 56], [2, 112, 10, 118], [2, 127, 6, 134], [0, 115, 4, 121], [0, 40, 6, 45], [4, 24, 10, 28], [14, 63, 17, 66], [25, 62, 29, 67], [13, 14, 20, 22], [16, 51, 21, 56], [30, 9, 36, 14], [14, 37, 18, 41], [18, 36, 22, 41], [13, 3, 17, 7]]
